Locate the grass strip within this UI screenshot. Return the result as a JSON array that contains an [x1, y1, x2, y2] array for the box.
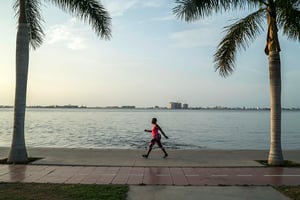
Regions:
[[275, 186, 300, 200], [0, 183, 128, 200]]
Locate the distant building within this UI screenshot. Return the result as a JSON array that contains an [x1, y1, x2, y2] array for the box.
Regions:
[[168, 102, 182, 109], [182, 104, 188, 109]]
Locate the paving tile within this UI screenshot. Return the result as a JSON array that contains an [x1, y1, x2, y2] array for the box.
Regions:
[[130, 167, 145, 175], [182, 168, 199, 176], [96, 174, 116, 184], [127, 174, 144, 185], [127, 167, 144, 185], [17, 166, 52, 183], [155, 175, 173, 185], [118, 167, 132, 174], [92, 167, 108, 175], [112, 174, 129, 184], [185, 175, 202, 185], [143, 173, 158, 185], [80, 174, 101, 184], [72, 168, 99, 184], [279, 177, 300, 186], [64, 167, 87, 183], [105, 167, 120, 174], [170, 168, 188, 185], [92, 167, 119, 184], [36, 166, 78, 184], [66, 166, 95, 184], [0, 166, 8, 176], [143, 168, 172, 185], [111, 167, 132, 184]]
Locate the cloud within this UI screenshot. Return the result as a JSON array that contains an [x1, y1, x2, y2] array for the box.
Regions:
[[46, 19, 87, 50], [103, 0, 138, 17], [157, 15, 175, 21], [137, 15, 175, 25], [142, 0, 167, 8], [102, 0, 167, 17], [152, 15, 175, 22], [170, 26, 221, 48]]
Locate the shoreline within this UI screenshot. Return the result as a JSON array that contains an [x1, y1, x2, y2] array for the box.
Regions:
[[1, 146, 300, 151]]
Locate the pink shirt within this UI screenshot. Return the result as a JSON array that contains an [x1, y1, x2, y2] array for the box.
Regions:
[[151, 125, 159, 139]]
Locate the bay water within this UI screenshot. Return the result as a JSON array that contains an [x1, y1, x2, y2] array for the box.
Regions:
[[0, 108, 299, 150]]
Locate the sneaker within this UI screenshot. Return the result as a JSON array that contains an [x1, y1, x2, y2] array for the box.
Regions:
[[142, 154, 148, 159], [163, 154, 168, 159]]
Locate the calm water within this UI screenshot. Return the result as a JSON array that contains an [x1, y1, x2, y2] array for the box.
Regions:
[[0, 108, 299, 150]]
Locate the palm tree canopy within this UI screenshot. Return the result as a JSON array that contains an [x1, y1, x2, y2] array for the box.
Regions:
[[14, 0, 111, 49], [173, 0, 300, 77], [277, 0, 300, 41]]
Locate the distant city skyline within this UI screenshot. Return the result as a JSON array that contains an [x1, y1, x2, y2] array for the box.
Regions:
[[1, 103, 300, 110], [1, 1, 300, 108]]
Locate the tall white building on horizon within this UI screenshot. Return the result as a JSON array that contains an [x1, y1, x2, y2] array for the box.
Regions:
[[168, 102, 182, 109]]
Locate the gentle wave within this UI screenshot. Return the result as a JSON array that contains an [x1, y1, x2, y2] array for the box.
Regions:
[[0, 108, 299, 149]]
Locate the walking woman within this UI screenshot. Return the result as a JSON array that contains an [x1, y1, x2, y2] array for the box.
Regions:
[[143, 118, 168, 158]]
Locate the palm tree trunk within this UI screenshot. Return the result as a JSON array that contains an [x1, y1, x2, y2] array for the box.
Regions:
[[265, 0, 283, 166], [267, 51, 283, 165], [8, 0, 29, 163]]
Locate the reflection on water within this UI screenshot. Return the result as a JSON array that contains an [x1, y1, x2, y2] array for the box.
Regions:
[[0, 108, 299, 149]]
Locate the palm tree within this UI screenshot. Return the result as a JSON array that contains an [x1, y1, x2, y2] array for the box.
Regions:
[[8, 0, 111, 163], [173, 0, 300, 165]]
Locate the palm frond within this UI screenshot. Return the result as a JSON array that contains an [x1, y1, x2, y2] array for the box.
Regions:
[[276, 0, 300, 41], [47, 0, 111, 39], [214, 8, 266, 77], [173, 0, 262, 21], [250, 0, 268, 6], [14, 0, 45, 49]]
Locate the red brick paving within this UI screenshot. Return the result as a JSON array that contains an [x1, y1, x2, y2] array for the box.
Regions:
[[0, 165, 299, 186]]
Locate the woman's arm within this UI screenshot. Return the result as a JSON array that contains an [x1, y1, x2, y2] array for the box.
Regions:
[[157, 125, 169, 139], [144, 129, 151, 132]]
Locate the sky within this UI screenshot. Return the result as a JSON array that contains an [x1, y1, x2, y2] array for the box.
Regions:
[[0, 0, 300, 108]]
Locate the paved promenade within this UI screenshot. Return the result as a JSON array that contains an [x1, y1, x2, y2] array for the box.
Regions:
[[1, 147, 300, 167], [0, 147, 299, 199], [1, 164, 300, 186]]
